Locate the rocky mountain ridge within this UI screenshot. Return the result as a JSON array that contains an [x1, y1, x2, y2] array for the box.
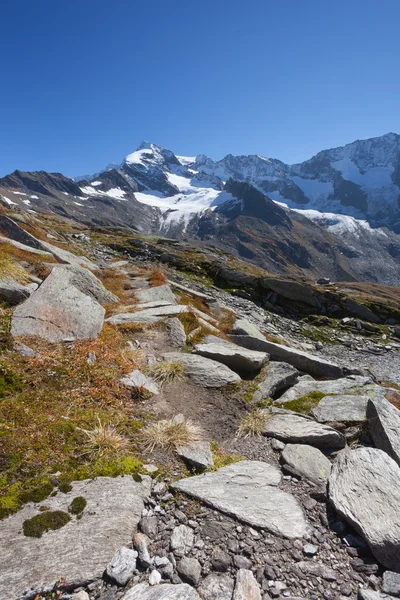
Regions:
[[1, 134, 400, 285]]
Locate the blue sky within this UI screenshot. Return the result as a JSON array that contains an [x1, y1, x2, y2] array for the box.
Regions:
[[1, 0, 399, 177]]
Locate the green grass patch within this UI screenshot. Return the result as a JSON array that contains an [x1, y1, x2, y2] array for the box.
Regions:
[[210, 442, 243, 470], [276, 391, 326, 414], [0, 325, 147, 519]]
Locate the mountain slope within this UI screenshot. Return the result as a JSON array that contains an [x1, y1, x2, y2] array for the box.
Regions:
[[1, 135, 400, 285]]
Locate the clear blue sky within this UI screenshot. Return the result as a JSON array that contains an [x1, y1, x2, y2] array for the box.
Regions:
[[1, 0, 399, 177]]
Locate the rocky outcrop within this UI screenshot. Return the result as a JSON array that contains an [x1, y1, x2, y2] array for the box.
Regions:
[[163, 352, 241, 387], [279, 375, 373, 403], [193, 341, 268, 374], [11, 266, 107, 342], [367, 397, 400, 466], [231, 318, 265, 340], [171, 461, 309, 539], [230, 335, 343, 378], [260, 277, 324, 309], [107, 304, 188, 325], [329, 447, 400, 571], [262, 412, 346, 448], [0, 476, 150, 600], [252, 362, 299, 402]]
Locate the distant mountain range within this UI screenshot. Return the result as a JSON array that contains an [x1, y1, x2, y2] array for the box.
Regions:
[[1, 133, 400, 285]]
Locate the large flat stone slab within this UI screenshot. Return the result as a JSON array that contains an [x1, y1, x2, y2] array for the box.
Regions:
[[121, 582, 201, 599], [312, 394, 370, 423], [171, 461, 309, 539], [329, 447, 400, 571], [163, 352, 241, 387], [230, 335, 343, 378], [11, 267, 106, 342], [278, 375, 373, 403], [367, 397, 400, 466], [193, 341, 268, 374], [107, 304, 188, 325], [281, 443, 331, 485], [135, 284, 176, 305], [0, 476, 150, 600], [252, 362, 299, 403], [261, 412, 346, 448]]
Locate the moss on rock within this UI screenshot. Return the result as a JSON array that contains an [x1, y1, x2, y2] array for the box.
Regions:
[[68, 496, 87, 515], [277, 391, 326, 415], [22, 510, 71, 538]]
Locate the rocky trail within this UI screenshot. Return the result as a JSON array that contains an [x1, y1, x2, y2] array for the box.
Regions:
[[0, 216, 400, 600]]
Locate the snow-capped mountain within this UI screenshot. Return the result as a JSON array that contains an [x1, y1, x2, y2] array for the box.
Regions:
[[1, 134, 400, 285], [186, 133, 400, 231]]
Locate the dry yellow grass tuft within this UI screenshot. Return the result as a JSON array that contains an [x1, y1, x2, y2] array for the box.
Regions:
[[151, 360, 185, 386], [81, 418, 130, 458], [237, 409, 269, 438], [218, 308, 237, 333], [141, 417, 202, 452]]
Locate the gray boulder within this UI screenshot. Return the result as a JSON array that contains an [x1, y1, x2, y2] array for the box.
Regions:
[[229, 335, 343, 378], [163, 352, 241, 387], [367, 397, 400, 466], [170, 525, 194, 557], [198, 573, 235, 600], [107, 304, 188, 325], [252, 362, 299, 403], [233, 569, 261, 600], [166, 317, 187, 347], [58, 264, 118, 304], [383, 571, 400, 596], [329, 447, 400, 571], [120, 369, 159, 395], [193, 341, 268, 373], [135, 284, 176, 305], [312, 395, 370, 423], [121, 582, 201, 599], [231, 319, 265, 340], [171, 461, 309, 539], [177, 557, 202, 586], [176, 441, 214, 471], [0, 279, 30, 305], [12, 267, 105, 342], [106, 546, 138, 586], [262, 412, 346, 448], [0, 476, 150, 600], [281, 444, 331, 485]]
